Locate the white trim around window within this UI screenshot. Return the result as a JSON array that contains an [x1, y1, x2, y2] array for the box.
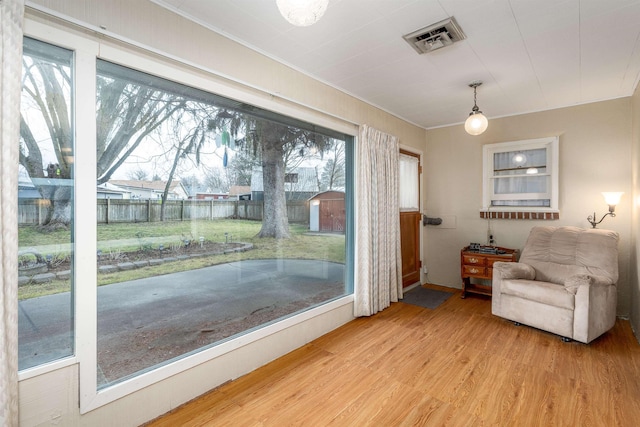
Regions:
[[482, 136, 559, 213]]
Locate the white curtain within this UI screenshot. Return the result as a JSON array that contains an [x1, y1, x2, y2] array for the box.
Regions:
[[1, 0, 24, 425], [354, 125, 402, 317]]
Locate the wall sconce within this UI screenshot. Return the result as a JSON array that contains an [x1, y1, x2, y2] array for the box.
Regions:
[[587, 192, 623, 228]]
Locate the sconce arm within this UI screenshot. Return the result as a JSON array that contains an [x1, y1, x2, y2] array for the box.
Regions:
[[587, 211, 615, 229]]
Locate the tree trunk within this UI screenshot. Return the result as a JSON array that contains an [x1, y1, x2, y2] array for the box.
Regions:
[[257, 136, 290, 239], [37, 183, 72, 230]]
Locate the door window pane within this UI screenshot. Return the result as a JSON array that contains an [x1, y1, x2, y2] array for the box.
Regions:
[[399, 152, 419, 211], [95, 61, 351, 387], [18, 37, 75, 370]]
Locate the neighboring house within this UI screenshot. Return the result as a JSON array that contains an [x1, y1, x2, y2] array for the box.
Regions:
[[18, 180, 41, 199], [20, 177, 132, 200], [108, 180, 189, 200], [228, 185, 251, 201], [191, 192, 228, 200], [183, 183, 228, 200], [250, 167, 318, 201], [97, 182, 131, 199]]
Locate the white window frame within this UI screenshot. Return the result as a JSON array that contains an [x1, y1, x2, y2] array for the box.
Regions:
[[482, 136, 559, 212], [23, 17, 357, 415]]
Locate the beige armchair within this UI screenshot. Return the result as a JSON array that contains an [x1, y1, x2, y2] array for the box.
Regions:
[[492, 226, 619, 343]]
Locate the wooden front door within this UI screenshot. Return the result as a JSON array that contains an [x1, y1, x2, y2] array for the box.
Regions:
[[400, 211, 421, 286], [399, 149, 421, 288]]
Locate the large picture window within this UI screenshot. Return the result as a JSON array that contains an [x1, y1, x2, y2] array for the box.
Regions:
[[93, 61, 353, 387], [17, 34, 354, 406], [18, 37, 75, 371]]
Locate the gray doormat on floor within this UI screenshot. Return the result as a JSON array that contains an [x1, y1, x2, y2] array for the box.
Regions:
[[401, 286, 453, 309]]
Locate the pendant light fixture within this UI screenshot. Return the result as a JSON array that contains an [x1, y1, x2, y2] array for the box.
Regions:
[[277, 0, 329, 27], [464, 81, 488, 135]]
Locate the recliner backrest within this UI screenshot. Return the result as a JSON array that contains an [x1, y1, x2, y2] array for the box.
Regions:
[[519, 226, 619, 285]]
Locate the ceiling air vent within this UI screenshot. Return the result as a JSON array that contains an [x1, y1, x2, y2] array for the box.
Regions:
[[403, 17, 466, 54]]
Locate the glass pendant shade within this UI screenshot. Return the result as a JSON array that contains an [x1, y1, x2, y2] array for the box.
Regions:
[[464, 112, 488, 135], [277, 0, 329, 27]]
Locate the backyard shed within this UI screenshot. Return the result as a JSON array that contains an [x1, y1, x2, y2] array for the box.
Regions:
[[308, 191, 345, 233]]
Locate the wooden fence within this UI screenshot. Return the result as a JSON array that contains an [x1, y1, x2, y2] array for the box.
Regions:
[[18, 199, 310, 225]]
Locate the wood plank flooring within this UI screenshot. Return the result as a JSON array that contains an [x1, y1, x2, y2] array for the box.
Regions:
[[147, 285, 640, 426]]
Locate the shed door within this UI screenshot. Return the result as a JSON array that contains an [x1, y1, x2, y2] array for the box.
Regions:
[[319, 199, 345, 232]]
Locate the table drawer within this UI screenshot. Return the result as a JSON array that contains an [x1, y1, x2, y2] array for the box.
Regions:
[[462, 255, 485, 266], [463, 265, 486, 276]]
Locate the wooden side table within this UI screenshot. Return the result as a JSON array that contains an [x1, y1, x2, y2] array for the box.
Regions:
[[460, 246, 518, 298]]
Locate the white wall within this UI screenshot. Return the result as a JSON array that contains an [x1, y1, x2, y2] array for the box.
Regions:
[[425, 98, 634, 317], [20, 1, 426, 425]]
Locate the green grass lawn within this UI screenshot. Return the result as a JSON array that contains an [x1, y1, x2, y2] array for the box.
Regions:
[[18, 219, 346, 300], [20, 218, 268, 250]]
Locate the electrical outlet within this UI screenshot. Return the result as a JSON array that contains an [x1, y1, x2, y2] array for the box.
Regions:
[[423, 266, 428, 274]]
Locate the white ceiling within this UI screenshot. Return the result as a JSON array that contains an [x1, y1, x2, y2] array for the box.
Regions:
[[152, 0, 640, 129]]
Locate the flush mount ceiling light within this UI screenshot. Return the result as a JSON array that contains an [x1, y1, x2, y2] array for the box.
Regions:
[[464, 81, 488, 136], [276, 0, 329, 27]]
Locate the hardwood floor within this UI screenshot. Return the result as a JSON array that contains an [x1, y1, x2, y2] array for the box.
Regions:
[[147, 286, 640, 426]]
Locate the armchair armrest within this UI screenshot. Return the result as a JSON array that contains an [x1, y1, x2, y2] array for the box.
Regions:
[[572, 274, 617, 343], [492, 261, 535, 317], [564, 274, 614, 295], [493, 262, 536, 280]]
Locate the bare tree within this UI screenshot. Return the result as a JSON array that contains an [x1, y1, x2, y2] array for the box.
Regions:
[[320, 142, 345, 191], [158, 106, 212, 221], [203, 167, 231, 193], [181, 174, 202, 196], [127, 168, 149, 181], [20, 55, 184, 228], [225, 148, 258, 187], [95, 66, 186, 185]]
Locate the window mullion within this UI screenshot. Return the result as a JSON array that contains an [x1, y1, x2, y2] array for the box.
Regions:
[[74, 46, 99, 413]]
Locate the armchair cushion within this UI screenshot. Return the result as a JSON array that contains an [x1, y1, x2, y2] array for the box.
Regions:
[[501, 279, 574, 310], [519, 226, 619, 285]]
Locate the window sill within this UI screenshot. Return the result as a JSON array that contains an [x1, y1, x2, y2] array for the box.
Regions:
[[18, 355, 78, 381], [480, 210, 559, 220]]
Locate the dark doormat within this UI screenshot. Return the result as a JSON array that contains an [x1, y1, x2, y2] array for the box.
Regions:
[[401, 286, 453, 310]]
